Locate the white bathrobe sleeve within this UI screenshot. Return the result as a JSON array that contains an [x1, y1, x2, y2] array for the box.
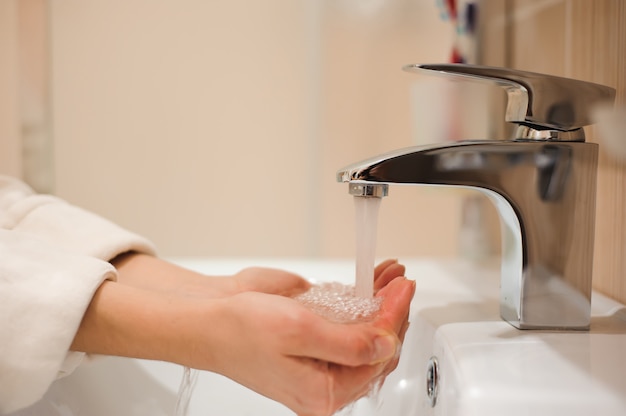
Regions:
[[0, 176, 156, 414]]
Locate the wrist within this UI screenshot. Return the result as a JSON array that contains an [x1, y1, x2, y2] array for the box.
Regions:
[[111, 252, 236, 298], [70, 280, 222, 369]]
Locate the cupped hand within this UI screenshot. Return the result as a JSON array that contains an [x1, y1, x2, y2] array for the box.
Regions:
[[229, 258, 406, 297], [193, 270, 414, 416], [112, 253, 413, 414], [113, 252, 406, 303]]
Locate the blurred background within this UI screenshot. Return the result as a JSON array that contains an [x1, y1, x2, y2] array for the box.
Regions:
[[2, 0, 479, 259], [1, 1, 625, 305]]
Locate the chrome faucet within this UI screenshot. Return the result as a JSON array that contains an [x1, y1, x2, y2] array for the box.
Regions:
[[337, 64, 616, 330]]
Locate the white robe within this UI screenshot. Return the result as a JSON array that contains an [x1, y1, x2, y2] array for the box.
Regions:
[[0, 176, 156, 414]]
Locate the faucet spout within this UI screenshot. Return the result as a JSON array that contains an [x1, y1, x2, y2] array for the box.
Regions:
[[338, 139, 598, 330], [337, 64, 615, 330]]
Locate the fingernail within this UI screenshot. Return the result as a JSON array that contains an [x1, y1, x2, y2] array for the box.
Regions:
[[372, 334, 398, 364]]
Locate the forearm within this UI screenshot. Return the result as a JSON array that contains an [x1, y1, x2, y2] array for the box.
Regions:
[[77, 254, 309, 365], [110, 253, 310, 298], [69, 279, 220, 368], [68, 263, 414, 416], [111, 252, 236, 298]]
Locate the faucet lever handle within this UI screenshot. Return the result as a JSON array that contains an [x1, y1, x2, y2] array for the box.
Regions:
[[405, 64, 616, 133]]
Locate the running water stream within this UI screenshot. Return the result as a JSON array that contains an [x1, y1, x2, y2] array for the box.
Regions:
[[353, 196, 382, 298], [174, 366, 198, 416], [174, 194, 384, 415]]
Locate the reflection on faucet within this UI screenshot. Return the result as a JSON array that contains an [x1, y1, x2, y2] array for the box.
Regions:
[[338, 140, 597, 330], [337, 64, 616, 330], [536, 145, 572, 201]]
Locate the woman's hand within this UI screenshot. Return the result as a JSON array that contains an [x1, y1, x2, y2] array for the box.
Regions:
[[111, 253, 312, 298], [194, 275, 414, 416], [229, 258, 406, 297], [91, 254, 414, 415], [112, 252, 406, 299]]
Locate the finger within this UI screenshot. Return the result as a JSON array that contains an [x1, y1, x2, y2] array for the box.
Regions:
[[235, 267, 310, 296], [327, 362, 387, 412], [374, 262, 406, 292], [278, 357, 384, 416], [375, 318, 410, 385], [291, 278, 414, 367], [375, 346, 401, 388], [374, 277, 415, 335], [397, 319, 410, 343], [374, 259, 398, 280], [287, 313, 400, 367]]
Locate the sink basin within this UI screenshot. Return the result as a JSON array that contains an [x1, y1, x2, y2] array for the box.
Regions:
[[11, 259, 626, 415], [389, 260, 626, 416]]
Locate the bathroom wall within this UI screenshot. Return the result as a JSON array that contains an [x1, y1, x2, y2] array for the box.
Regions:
[[0, 0, 53, 190], [479, 0, 626, 304], [46, 0, 458, 259], [0, 0, 23, 179], [6, 1, 623, 303]]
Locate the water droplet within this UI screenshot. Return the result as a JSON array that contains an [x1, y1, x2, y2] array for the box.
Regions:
[[294, 282, 382, 323]]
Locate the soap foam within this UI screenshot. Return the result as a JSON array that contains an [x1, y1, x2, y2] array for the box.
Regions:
[[294, 282, 382, 323]]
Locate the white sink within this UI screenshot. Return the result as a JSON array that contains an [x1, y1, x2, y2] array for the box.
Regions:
[[13, 259, 626, 415], [389, 260, 626, 416]]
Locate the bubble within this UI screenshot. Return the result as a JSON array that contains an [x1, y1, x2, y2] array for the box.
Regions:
[[293, 282, 382, 323]]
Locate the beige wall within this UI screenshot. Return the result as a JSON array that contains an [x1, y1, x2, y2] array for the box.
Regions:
[[480, 0, 626, 304], [49, 0, 459, 258], [317, 2, 464, 258], [18, 1, 623, 299], [1, 0, 52, 189], [0, 0, 22, 178]]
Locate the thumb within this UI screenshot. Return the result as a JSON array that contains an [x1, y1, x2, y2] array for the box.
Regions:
[[292, 277, 415, 366], [292, 319, 400, 366], [375, 277, 416, 334], [289, 277, 414, 366]]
